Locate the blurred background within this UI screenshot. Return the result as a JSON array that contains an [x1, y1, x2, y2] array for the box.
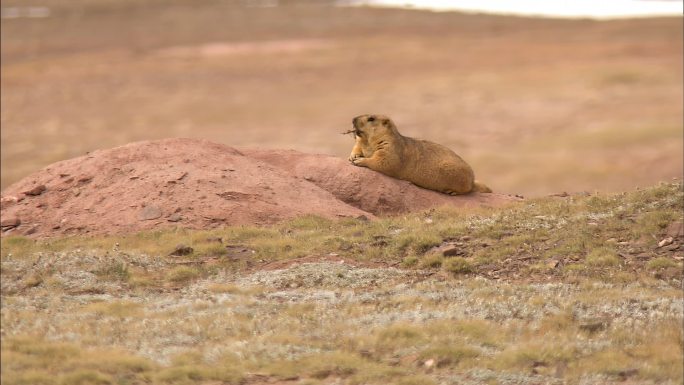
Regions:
[[1, 0, 682, 196]]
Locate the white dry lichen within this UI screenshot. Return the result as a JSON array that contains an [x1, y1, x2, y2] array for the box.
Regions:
[[1, 245, 682, 385]]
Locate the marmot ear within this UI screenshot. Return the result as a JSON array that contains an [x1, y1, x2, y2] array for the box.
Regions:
[[381, 118, 391, 127]]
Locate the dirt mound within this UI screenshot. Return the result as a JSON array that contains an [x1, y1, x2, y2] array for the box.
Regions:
[[243, 148, 518, 215], [1, 138, 519, 238], [0, 139, 368, 238]]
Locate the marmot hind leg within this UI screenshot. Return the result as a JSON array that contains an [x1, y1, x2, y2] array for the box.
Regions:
[[444, 181, 492, 195], [472, 181, 492, 193]]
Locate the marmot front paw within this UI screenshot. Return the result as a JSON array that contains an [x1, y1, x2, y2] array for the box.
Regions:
[[351, 157, 367, 167]]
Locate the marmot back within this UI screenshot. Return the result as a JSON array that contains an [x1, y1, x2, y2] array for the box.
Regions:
[[347, 114, 491, 195]]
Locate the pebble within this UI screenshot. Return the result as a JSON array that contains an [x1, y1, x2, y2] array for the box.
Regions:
[[167, 213, 182, 222], [23, 184, 46, 196], [0, 217, 20, 230], [138, 205, 163, 221], [169, 244, 194, 256], [658, 237, 674, 248]]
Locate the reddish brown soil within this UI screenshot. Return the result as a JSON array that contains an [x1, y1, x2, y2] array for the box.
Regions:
[[243, 148, 516, 215], [0, 138, 519, 238]]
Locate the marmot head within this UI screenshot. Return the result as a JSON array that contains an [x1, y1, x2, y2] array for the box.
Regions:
[[351, 114, 398, 141]]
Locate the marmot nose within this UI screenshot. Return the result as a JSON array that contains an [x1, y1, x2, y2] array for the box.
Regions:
[[352, 116, 360, 127]]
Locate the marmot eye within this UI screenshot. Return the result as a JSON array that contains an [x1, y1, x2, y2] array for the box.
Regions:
[[367, 116, 376, 122]]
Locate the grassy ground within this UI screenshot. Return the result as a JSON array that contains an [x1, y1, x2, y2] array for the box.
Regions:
[[2, 181, 682, 385], [1, 1, 682, 196], [2, 2, 683, 383]]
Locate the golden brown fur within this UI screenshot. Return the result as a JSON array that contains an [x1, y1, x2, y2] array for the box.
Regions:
[[347, 114, 491, 195]]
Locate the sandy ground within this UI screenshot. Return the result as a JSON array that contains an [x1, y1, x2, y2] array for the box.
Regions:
[[1, 1, 682, 196]]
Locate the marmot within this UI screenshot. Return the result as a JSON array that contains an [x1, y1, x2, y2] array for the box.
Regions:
[[347, 114, 491, 195]]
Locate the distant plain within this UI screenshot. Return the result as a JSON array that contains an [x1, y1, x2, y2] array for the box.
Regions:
[[1, 0, 682, 196]]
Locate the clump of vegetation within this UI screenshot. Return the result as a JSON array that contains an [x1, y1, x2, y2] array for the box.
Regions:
[[419, 344, 480, 368], [375, 323, 425, 350], [647, 256, 678, 270], [2, 182, 681, 285], [0, 337, 158, 385], [165, 266, 201, 284], [585, 247, 620, 267], [418, 254, 443, 269], [94, 261, 130, 282], [83, 300, 142, 318], [443, 257, 474, 275]]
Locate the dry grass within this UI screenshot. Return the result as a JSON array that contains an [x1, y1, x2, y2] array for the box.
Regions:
[[1, 185, 683, 383], [2, 181, 682, 285]]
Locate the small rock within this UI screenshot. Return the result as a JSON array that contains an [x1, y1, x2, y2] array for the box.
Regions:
[[547, 260, 559, 269], [356, 215, 369, 222], [138, 205, 162, 221], [0, 196, 19, 208], [424, 359, 435, 369], [579, 318, 610, 333], [666, 221, 683, 238], [23, 185, 46, 196], [443, 246, 465, 257], [167, 213, 182, 222], [532, 360, 548, 368], [617, 368, 639, 380], [0, 217, 21, 230], [531, 360, 550, 375], [169, 244, 194, 256], [658, 237, 674, 248]]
